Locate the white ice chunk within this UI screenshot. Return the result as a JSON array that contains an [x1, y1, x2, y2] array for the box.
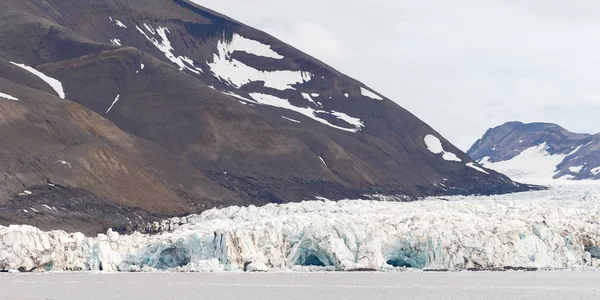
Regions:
[[10, 62, 65, 99], [140, 63, 145, 70], [0, 92, 18, 101], [245, 261, 268, 272], [360, 87, 383, 100], [344, 93, 349, 98], [592, 167, 600, 176], [106, 94, 120, 114], [311, 93, 320, 97], [466, 162, 489, 174]]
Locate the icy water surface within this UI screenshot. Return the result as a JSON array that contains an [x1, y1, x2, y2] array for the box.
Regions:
[[1, 272, 599, 299]]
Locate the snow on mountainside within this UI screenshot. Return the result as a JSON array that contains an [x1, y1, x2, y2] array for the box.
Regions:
[[0, 0, 532, 234], [468, 122, 600, 182], [2, 184, 600, 272]]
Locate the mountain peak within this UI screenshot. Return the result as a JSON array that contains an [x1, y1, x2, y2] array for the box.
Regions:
[[468, 121, 600, 182]]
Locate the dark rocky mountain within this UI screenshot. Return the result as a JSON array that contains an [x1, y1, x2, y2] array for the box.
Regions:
[[0, 0, 530, 234], [468, 121, 600, 182]]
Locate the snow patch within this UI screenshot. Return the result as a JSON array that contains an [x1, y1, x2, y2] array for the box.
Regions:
[[208, 35, 311, 90], [140, 63, 145, 70], [310, 93, 320, 97], [18, 190, 32, 196], [330, 111, 364, 130], [221, 91, 254, 103], [110, 38, 122, 46], [281, 116, 301, 123], [143, 23, 156, 35], [344, 93, 349, 98], [424, 135, 462, 162], [136, 25, 204, 74], [248, 93, 362, 132], [568, 145, 585, 156], [569, 165, 584, 174], [106, 95, 120, 114], [0, 92, 18, 101], [478, 143, 569, 182], [591, 167, 600, 176], [109, 17, 127, 28], [360, 87, 383, 100], [442, 152, 462, 162], [42, 204, 56, 211], [10, 62, 65, 99], [318, 156, 328, 167], [54, 160, 72, 169], [466, 162, 489, 174], [300, 93, 318, 106], [424, 135, 444, 154], [223, 33, 283, 59]]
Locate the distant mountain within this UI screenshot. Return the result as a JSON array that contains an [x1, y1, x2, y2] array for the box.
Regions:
[[0, 0, 529, 234], [468, 122, 600, 182]]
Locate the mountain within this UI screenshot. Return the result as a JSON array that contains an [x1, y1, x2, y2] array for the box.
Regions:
[[468, 121, 600, 182], [0, 0, 529, 234]]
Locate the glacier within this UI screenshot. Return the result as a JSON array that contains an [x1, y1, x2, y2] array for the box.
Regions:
[[2, 184, 600, 272]]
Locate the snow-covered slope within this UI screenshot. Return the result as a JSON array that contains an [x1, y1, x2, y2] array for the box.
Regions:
[[468, 122, 600, 182], [2, 184, 600, 272]]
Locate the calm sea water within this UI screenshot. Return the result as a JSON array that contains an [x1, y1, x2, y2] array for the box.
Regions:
[[1, 271, 599, 299]]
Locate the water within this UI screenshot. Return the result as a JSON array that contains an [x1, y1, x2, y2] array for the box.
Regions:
[[1, 271, 599, 299]]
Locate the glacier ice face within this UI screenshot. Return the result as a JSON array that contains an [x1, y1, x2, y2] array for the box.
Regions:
[[2, 184, 600, 272]]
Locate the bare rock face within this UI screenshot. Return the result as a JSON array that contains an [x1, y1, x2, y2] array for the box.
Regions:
[[468, 122, 600, 181], [0, 0, 531, 234]]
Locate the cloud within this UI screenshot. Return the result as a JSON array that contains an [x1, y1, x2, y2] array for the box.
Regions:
[[193, 0, 600, 150], [263, 22, 347, 66]]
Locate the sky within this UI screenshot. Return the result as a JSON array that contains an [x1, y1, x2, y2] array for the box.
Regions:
[[194, 0, 600, 150]]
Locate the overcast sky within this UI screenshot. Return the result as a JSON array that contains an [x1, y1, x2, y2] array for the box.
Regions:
[[195, 0, 600, 150]]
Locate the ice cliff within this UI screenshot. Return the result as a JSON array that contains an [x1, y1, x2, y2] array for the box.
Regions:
[[2, 185, 600, 272]]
